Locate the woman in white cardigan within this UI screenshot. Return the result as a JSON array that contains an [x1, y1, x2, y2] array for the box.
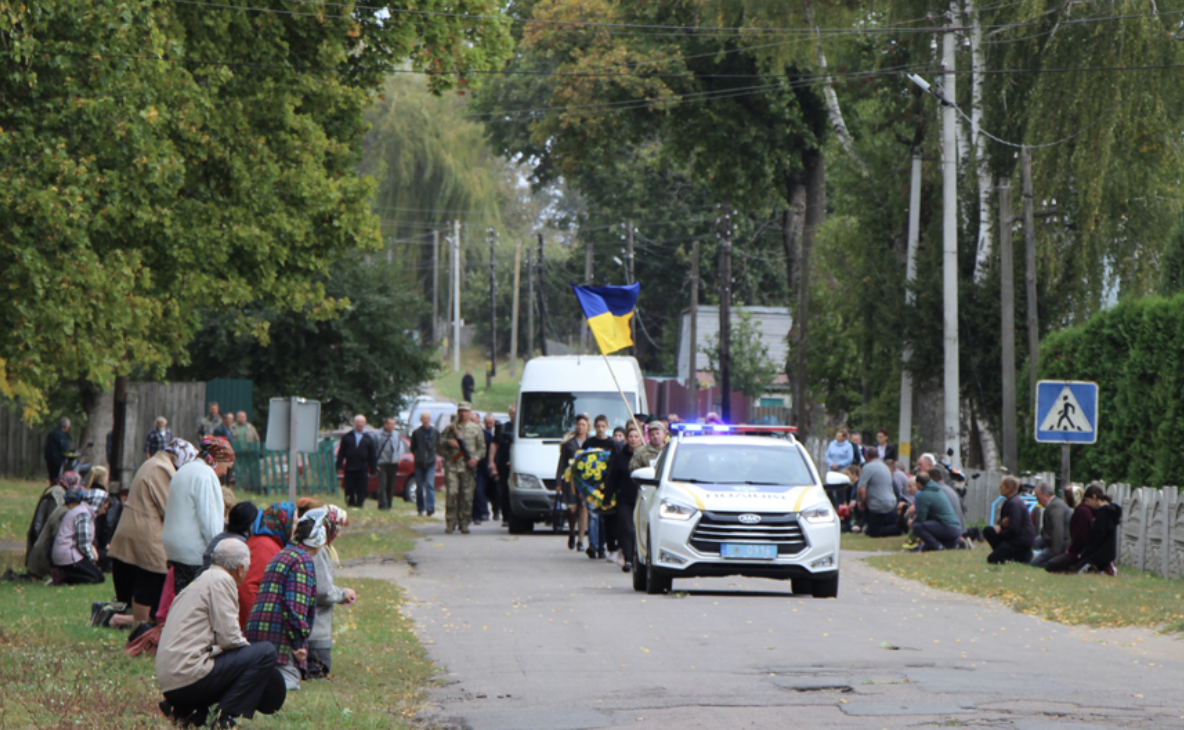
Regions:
[[306, 504, 355, 678]]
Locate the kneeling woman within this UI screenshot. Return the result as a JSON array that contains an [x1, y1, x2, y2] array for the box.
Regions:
[[307, 504, 356, 678], [52, 487, 110, 585], [245, 508, 328, 690]]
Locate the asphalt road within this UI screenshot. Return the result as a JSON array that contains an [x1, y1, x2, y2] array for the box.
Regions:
[[397, 521, 1184, 730]]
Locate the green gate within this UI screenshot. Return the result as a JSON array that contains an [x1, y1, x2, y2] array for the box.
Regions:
[[235, 438, 339, 496]]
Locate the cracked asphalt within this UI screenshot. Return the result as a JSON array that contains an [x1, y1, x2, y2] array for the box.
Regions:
[[394, 521, 1184, 730]]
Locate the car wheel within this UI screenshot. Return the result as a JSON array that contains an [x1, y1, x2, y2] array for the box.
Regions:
[[404, 478, 419, 505], [791, 578, 814, 596], [811, 575, 839, 599], [631, 544, 648, 593], [645, 533, 672, 595], [507, 513, 534, 535]]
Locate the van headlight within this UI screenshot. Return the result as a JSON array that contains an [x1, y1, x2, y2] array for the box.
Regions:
[[515, 473, 543, 490], [659, 498, 698, 521], [801, 505, 836, 524]]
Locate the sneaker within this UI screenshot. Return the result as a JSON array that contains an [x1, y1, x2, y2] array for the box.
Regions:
[[576, 541, 584, 552], [586, 547, 597, 559], [901, 539, 921, 551], [568, 534, 576, 550], [960, 537, 974, 550], [907, 545, 924, 553], [1104, 563, 1118, 577], [90, 601, 105, 627], [622, 563, 631, 573], [597, 548, 606, 560], [615, 552, 627, 567], [427, 509, 435, 517]]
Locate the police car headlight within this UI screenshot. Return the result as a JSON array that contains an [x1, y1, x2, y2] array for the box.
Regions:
[[801, 505, 836, 524], [659, 498, 698, 521], [515, 473, 543, 490]]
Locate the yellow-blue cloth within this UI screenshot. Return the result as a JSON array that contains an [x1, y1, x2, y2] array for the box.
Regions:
[[571, 283, 640, 354]]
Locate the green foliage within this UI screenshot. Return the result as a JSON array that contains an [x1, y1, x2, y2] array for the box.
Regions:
[[1160, 219, 1184, 297], [171, 259, 439, 428], [701, 310, 779, 398], [0, 0, 510, 423]]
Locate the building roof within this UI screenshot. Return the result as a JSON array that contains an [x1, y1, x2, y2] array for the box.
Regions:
[[676, 306, 792, 383]]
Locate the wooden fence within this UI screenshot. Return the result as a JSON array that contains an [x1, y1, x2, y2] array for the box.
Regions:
[[0, 408, 50, 480], [234, 439, 339, 496]]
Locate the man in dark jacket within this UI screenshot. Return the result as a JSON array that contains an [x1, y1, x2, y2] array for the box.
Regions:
[[983, 476, 1035, 564], [336, 415, 377, 509], [1030, 482, 1071, 568], [44, 418, 72, 483], [489, 405, 515, 526], [461, 370, 475, 403], [409, 412, 439, 517], [608, 425, 642, 572]]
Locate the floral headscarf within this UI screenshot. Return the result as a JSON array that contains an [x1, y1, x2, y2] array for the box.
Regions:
[[252, 502, 296, 543], [299, 507, 330, 549], [55, 471, 81, 490], [324, 505, 348, 546], [63, 486, 85, 505], [163, 439, 199, 468], [199, 435, 235, 467]]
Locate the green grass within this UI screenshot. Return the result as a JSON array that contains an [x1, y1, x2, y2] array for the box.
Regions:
[[840, 532, 912, 553], [432, 348, 521, 413], [0, 489, 436, 729], [0, 478, 44, 547], [865, 549, 1184, 632]]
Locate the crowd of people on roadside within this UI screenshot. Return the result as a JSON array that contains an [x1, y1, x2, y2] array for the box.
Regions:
[[826, 426, 1123, 575], [24, 427, 359, 728]]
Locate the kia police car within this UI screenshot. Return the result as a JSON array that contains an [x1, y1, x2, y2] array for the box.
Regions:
[[630, 424, 844, 598]]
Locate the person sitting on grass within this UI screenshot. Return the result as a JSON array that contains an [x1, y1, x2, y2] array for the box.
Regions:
[[909, 472, 963, 552], [1072, 485, 1122, 576], [1045, 485, 1094, 573], [244, 508, 325, 691], [307, 505, 356, 679], [1030, 482, 1071, 568], [983, 476, 1035, 564], [156, 539, 286, 729], [51, 486, 110, 585]]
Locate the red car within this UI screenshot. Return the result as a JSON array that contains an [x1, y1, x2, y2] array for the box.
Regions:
[[331, 430, 445, 502]]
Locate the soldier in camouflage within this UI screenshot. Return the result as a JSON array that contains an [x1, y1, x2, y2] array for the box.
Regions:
[[629, 420, 667, 472], [437, 402, 487, 534]]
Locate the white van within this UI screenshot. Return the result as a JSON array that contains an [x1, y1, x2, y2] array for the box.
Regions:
[[508, 356, 648, 533]]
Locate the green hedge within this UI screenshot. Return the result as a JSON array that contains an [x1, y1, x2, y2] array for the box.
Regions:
[[1020, 293, 1184, 486]]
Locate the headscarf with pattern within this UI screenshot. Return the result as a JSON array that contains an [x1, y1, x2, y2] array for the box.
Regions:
[[251, 501, 296, 543], [163, 439, 200, 468], [299, 507, 330, 549], [82, 488, 109, 510], [198, 435, 235, 467], [55, 471, 82, 490]]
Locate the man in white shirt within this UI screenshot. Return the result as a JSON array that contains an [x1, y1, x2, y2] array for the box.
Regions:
[[375, 417, 404, 511]]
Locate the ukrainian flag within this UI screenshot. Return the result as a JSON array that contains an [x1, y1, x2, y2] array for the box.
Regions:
[[572, 282, 640, 354]]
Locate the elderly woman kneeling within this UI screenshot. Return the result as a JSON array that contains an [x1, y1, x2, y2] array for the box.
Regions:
[[156, 540, 286, 729]]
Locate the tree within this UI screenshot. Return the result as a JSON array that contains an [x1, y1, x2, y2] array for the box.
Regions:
[[171, 258, 438, 428], [702, 311, 778, 399]]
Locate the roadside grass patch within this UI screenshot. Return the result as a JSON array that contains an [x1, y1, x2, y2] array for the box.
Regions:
[[840, 533, 911, 553], [432, 350, 520, 413], [0, 478, 43, 542], [865, 549, 1184, 631]]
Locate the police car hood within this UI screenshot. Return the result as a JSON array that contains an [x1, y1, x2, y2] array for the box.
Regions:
[[665, 481, 828, 514]]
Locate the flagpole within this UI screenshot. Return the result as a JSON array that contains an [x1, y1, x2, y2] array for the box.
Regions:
[[600, 348, 646, 437]]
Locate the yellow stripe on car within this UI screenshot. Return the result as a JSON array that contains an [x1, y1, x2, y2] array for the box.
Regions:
[[669, 482, 706, 510]]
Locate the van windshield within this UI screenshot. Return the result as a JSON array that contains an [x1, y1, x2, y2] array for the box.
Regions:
[[518, 392, 637, 439]]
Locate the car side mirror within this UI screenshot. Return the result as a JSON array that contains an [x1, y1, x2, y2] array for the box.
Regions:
[[825, 471, 851, 487], [631, 467, 658, 486]]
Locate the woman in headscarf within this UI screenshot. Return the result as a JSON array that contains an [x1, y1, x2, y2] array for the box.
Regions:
[[245, 508, 327, 691], [162, 436, 231, 594], [307, 505, 355, 679], [24, 471, 80, 575], [238, 501, 296, 628], [110, 438, 198, 624], [52, 486, 110, 585]]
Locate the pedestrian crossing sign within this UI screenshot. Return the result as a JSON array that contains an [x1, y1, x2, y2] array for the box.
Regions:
[[1035, 380, 1098, 444]]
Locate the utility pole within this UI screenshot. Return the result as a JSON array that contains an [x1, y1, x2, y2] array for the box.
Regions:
[[526, 250, 535, 361], [453, 219, 461, 372], [580, 239, 593, 355], [625, 220, 636, 351], [999, 178, 1018, 473], [445, 228, 454, 363], [897, 152, 922, 472], [112, 375, 127, 487], [488, 228, 497, 386], [688, 240, 700, 419], [537, 233, 549, 357], [718, 201, 734, 423], [941, 22, 962, 468], [431, 229, 439, 346], [510, 240, 522, 377], [1022, 145, 1039, 408]]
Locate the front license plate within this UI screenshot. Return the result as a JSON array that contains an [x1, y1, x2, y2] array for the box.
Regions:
[[720, 543, 778, 559]]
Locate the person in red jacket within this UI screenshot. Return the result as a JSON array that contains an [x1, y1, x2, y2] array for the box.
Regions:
[[238, 502, 295, 628]]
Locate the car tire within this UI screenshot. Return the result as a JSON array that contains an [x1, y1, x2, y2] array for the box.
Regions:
[[631, 544, 648, 593], [811, 575, 839, 599], [507, 513, 534, 535], [404, 478, 419, 505], [791, 578, 814, 596], [644, 534, 672, 595]]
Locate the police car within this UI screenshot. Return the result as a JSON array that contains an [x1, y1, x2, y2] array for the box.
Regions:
[[630, 424, 842, 598]]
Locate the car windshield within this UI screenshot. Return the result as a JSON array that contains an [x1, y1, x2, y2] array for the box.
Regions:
[[668, 443, 815, 487], [518, 392, 637, 439]]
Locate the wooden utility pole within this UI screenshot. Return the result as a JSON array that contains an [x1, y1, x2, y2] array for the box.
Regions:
[[431, 229, 439, 345], [719, 201, 733, 423], [453, 220, 461, 372], [111, 375, 128, 487], [999, 178, 1018, 473], [688, 240, 700, 418], [580, 239, 593, 354], [510, 240, 522, 377], [526, 250, 534, 361], [897, 152, 922, 471], [1022, 145, 1039, 407], [537, 233, 549, 357], [625, 220, 636, 351], [488, 228, 497, 385]]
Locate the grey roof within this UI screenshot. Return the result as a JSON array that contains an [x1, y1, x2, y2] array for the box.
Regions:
[[676, 306, 792, 382]]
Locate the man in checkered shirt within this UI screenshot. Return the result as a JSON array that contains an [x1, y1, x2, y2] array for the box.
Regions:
[[144, 416, 173, 459]]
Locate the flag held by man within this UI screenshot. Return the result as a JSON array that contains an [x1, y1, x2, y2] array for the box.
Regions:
[[571, 282, 640, 355]]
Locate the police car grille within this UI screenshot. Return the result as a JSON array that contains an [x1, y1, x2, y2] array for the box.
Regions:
[[689, 512, 807, 555]]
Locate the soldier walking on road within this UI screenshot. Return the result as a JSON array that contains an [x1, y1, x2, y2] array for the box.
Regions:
[[629, 420, 667, 473], [437, 402, 486, 534]]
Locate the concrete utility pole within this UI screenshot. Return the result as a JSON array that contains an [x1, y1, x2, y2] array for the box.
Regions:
[[431, 229, 439, 345], [999, 178, 1018, 473], [625, 220, 636, 349], [941, 24, 962, 468], [718, 201, 734, 423], [453, 219, 461, 372], [1022, 145, 1039, 407], [488, 227, 497, 386], [526, 250, 534, 361], [897, 152, 922, 472], [537, 233, 549, 357], [445, 229, 454, 362], [580, 239, 593, 355], [688, 240, 700, 418], [510, 240, 522, 378]]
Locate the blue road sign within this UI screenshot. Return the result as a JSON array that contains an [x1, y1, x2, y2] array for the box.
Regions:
[[1035, 380, 1098, 444]]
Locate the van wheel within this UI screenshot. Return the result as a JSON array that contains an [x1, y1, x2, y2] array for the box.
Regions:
[[811, 575, 839, 599], [507, 513, 534, 535], [645, 534, 672, 595]]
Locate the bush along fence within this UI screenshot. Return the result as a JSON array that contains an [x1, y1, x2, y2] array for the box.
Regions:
[[234, 439, 339, 496]]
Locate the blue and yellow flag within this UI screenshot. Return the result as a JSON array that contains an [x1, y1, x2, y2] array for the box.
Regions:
[[572, 282, 640, 354]]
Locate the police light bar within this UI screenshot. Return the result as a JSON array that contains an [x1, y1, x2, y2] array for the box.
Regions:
[[670, 423, 798, 436]]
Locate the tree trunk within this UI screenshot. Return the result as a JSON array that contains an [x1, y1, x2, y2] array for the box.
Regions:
[[805, 0, 866, 176], [792, 150, 826, 435], [968, 0, 994, 283]]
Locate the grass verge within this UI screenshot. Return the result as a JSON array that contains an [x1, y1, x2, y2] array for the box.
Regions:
[[0, 478, 43, 545], [840, 533, 911, 553], [432, 349, 520, 414], [865, 549, 1184, 632], [0, 492, 435, 729]]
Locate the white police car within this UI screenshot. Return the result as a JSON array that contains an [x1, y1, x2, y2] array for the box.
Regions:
[[630, 424, 842, 598]]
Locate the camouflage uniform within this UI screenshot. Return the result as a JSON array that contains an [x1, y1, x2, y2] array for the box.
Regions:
[[629, 443, 664, 473], [437, 412, 487, 533]]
